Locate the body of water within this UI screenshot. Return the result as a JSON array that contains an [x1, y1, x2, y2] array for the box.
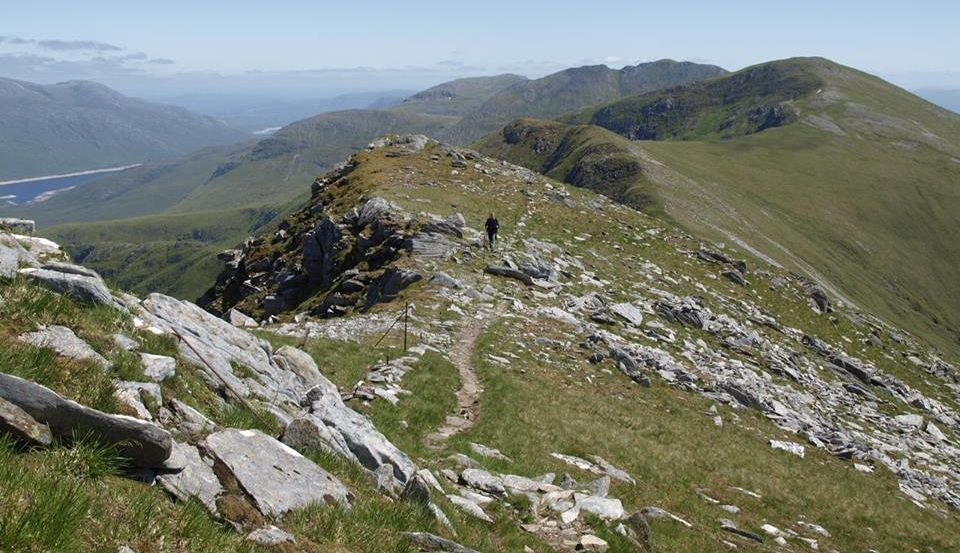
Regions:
[[0, 165, 141, 205]]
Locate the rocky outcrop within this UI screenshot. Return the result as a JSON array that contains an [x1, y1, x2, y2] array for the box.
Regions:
[[0, 372, 172, 466]]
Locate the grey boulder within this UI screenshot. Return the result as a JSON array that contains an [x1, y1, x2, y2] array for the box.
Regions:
[[157, 441, 223, 514], [202, 428, 352, 517], [0, 372, 172, 466], [19, 325, 110, 369], [18, 267, 113, 306]]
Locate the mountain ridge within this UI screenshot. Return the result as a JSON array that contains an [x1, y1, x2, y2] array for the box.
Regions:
[[0, 77, 246, 180]]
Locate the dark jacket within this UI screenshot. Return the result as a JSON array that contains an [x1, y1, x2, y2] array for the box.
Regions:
[[485, 217, 500, 235]]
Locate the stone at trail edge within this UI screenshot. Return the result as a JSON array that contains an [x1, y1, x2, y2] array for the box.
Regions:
[[0, 396, 53, 446]]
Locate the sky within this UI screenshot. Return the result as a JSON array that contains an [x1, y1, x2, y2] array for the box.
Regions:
[[2, 0, 959, 99]]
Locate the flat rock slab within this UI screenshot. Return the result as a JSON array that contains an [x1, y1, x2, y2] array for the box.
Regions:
[[18, 267, 113, 306], [610, 303, 644, 326], [0, 372, 171, 466], [157, 441, 223, 514], [0, 396, 52, 446], [18, 325, 110, 368], [202, 428, 352, 517]]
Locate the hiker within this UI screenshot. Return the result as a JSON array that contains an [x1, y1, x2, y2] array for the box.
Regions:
[[485, 213, 500, 250]]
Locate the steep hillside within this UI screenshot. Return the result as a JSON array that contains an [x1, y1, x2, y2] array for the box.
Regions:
[[445, 60, 727, 144], [478, 57, 960, 356], [197, 135, 960, 551], [0, 77, 245, 180], [396, 74, 529, 116]]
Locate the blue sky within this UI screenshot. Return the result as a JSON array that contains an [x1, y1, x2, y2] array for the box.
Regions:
[[2, 0, 958, 97]]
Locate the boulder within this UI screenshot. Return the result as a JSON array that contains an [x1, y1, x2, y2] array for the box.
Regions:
[[112, 334, 140, 351], [0, 396, 52, 446], [202, 428, 351, 517], [461, 468, 506, 496], [484, 265, 533, 285], [430, 271, 462, 289], [0, 372, 172, 466], [302, 218, 347, 288], [574, 493, 624, 520], [18, 267, 113, 306], [0, 232, 38, 278], [577, 535, 609, 552], [246, 525, 296, 546], [140, 353, 176, 382], [19, 325, 110, 368], [157, 441, 223, 514], [610, 303, 644, 326], [228, 308, 258, 328]]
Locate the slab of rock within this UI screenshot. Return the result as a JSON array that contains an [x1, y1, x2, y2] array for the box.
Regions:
[[140, 353, 176, 382], [157, 441, 223, 514], [272, 346, 324, 388], [401, 472, 433, 505], [0, 372, 171, 466], [461, 468, 506, 496], [18, 267, 113, 306], [404, 532, 479, 553], [447, 494, 493, 523], [0, 396, 52, 446], [610, 303, 644, 326], [305, 381, 417, 485], [141, 293, 301, 404], [720, 519, 764, 543], [18, 325, 109, 368], [202, 428, 351, 517]]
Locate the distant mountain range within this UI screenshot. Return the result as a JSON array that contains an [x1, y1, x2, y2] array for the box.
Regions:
[[479, 57, 960, 352], [0, 78, 246, 180]]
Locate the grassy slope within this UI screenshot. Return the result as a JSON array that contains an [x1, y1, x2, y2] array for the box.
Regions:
[[479, 57, 960, 356], [276, 144, 959, 551]]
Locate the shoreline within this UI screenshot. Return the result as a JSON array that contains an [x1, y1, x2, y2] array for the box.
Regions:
[[0, 163, 143, 187]]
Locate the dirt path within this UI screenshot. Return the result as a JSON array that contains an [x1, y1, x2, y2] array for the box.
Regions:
[[425, 310, 491, 449]]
